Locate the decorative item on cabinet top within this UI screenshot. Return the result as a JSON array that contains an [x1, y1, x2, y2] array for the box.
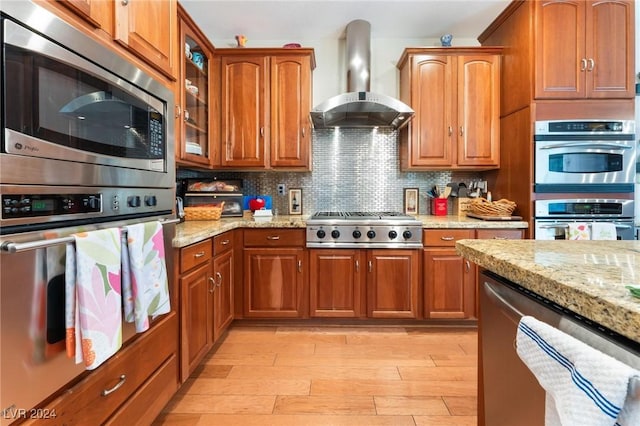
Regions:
[[182, 179, 243, 217]]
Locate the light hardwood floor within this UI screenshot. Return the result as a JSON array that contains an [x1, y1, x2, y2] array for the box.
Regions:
[[153, 325, 478, 425]]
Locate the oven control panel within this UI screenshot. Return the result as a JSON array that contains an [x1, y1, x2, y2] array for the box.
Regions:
[[2, 193, 102, 218]]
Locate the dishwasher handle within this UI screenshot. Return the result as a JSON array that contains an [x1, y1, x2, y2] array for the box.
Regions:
[[483, 280, 526, 322]]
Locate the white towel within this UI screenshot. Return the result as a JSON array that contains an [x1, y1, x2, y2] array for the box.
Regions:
[[567, 222, 591, 240], [591, 223, 617, 241], [516, 316, 640, 426]]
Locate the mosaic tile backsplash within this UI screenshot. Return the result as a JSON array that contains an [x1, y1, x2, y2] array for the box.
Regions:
[[177, 128, 482, 215]]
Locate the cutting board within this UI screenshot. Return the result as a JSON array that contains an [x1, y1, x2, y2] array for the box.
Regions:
[[466, 213, 523, 221]]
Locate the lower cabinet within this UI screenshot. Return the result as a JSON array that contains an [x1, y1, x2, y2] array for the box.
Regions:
[[179, 232, 234, 381], [309, 249, 420, 319], [243, 229, 307, 318]]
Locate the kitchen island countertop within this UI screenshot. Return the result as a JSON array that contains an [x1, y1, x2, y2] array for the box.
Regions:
[[173, 213, 528, 248], [456, 239, 640, 342]]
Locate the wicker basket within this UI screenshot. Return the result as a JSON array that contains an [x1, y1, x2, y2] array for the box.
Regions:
[[184, 202, 224, 221], [469, 197, 516, 217]]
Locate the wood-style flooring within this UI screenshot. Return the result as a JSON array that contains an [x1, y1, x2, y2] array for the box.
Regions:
[[153, 325, 478, 425]]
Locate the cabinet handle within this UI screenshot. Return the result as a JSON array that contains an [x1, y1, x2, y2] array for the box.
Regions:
[[175, 105, 181, 119], [260, 127, 264, 137], [194, 251, 206, 258], [220, 239, 230, 245], [216, 272, 222, 286], [297, 260, 302, 272], [208, 277, 215, 293], [440, 236, 455, 241], [266, 235, 280, 240], [101, 375, 126, 396], [121, 0, 129, 5], [465, 260, 471, 273], [355, 260, 359, 272], [459, 126, 464, 136], [368, 260, 373, 273], [492, 236, 507, 240], [580, 58, 587, 71], [587, 58, 595, 72], [448, 126, 453, 136]]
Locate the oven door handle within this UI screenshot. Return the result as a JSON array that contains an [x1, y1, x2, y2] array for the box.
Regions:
[[538, 222, 632, 230], [539, 142, 633, 150], [0, 218, 181, 253]]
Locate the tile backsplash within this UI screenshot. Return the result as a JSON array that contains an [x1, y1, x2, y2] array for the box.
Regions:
[[178, 128, 482, 215]]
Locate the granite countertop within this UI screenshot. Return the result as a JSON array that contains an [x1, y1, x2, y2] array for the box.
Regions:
[[173, 213, 528, 248], [456, 239, 640, 342]]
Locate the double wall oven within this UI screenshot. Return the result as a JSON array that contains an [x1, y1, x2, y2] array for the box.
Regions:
[[534, 120, 636, 240], [1, 1, 176, 420]]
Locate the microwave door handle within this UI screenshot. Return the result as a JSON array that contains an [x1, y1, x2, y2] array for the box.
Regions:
[[539, 142, 633, 150], [613, 224, 632, 230]]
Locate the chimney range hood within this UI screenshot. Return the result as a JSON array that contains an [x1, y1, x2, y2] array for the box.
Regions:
[[310, 20, 414, 129]]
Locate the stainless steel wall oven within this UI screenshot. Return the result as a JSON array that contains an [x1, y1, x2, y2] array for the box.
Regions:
[[1, 2, 176, 422]]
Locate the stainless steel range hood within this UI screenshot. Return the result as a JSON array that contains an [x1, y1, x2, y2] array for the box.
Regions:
[[310, 20, 414, 129]]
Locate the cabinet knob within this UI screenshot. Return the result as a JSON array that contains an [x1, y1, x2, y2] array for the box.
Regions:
[[260, 127, 265, 137], [368, 260, 373, 273], [194, 251, 206, 258], [355, 260, 360, 272], [448, 126, 453, 136], [175, 105, 181, 119], [580, 58, 588, 71], [208, 277, 215, 293], [101, 375, 126, 396], [440, 236, 455, 241], [587, 58, 595, 72], [302, 127, 306, 138], [266, 235, 280, 240], [121, 0, 129, 5], [216, 272, 223, 286], [459, 126, 464, 137], [220, 239, 230, 245], [297, 260, 302, 273]]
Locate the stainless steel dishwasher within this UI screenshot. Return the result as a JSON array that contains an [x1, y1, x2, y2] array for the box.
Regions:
[[479, 269, 640, 426]]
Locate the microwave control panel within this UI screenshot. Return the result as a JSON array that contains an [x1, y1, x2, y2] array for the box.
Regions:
[[2, 194, 101, 219]]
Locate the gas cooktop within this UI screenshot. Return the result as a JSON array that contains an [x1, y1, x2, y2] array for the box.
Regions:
[[306, 211, 422, 248]]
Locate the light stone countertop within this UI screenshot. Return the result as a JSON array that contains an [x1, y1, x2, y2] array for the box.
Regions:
[[173, 213, 528, 248], [456, 239, 640, 342]]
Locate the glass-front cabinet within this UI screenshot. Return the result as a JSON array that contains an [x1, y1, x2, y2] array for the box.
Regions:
[[176, 5, 215, 167]]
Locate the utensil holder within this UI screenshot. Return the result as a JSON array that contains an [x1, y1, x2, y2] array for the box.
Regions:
[[431, 198, 448, 216]]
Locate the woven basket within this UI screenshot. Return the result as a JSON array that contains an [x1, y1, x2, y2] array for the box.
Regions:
[[469, 197, 516, 217], [184, 202, 224, 221]]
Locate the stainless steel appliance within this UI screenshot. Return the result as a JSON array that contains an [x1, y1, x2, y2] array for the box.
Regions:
[[480, 270, 640, 426], [534, 120, 636, 193], [1, 1, 174, 191], [306, 211, 422, 248], [534, 199, 635, 240], [1, 1, 176, 421]]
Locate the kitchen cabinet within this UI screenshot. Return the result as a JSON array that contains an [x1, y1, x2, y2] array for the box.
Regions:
[[216, 48, 315, 170], [243, 229, 308, 318], [55, 0, 176, 79], [397, 48, 502, 171], [534, 0, 635, 99], [309, 249, 419, 319], [178, 233, 234, 380], [176, 5, 217, 167], [423, 228, 524, 319], [23, 313, 178, 425]]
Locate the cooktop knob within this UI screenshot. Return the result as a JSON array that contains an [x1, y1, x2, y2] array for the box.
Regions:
[[331, 230, 341, 239], [388, 230, 398, 239], [352, 230, 361, 239], [316, 229, 326, 239], [402, 230, 413, 239], [367, 230, 376, 239]]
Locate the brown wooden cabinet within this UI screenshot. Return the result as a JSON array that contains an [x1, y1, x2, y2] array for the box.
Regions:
[[534, 0, 635, 99], [308, 249, 420, 319], [243, 229, 308, 318], [212, 234, 234, 340], [176, 5, 216, 167], [56, 0, 176, 79], [398, 48, 501, 171], [216, 48, 315, 170]]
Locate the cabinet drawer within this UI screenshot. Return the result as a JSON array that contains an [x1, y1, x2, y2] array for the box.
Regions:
[[423, 229, 474, 247], [243, 229, 305, 247], [475, 229, 524, 240], [180, 239, 213, 272], [31, 313, 177, 426], [213, 232, 234, 255]]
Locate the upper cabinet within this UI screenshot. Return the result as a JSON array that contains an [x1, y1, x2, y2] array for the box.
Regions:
[[397, 48, 502, 171], [215, 48, 315, 170], [534, 0, 635, 99], [55, 0, 176, 80], [176, 5, 216, 167]]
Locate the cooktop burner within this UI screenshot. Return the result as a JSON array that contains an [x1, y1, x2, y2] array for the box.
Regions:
[[306, 211, 422, 248]]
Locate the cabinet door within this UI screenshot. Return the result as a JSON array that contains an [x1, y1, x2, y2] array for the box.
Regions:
[[243, 248, 305, 318], [367, 250, 419, 318], [220, 55, 269, 168], [456, 55, 500, 168], [213, 249, 234, 341], [535, 0, 585, 98], [114, 0, 176, 79], [57, 0, 109, 29], [585, 0, 635, 98], [423, 248, 475, 319], [406, 55, 455, 168], [309, 249, 364, 318], [180, 262, 213, 378]]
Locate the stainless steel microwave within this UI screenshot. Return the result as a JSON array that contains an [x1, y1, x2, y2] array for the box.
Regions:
[[1, 1, 175, 190]]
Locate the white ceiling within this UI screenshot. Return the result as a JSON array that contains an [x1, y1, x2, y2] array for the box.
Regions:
[[179, 0, 510, 42]]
